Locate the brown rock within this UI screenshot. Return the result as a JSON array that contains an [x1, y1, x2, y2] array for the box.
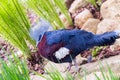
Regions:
[[74, 9, 93, 28], [96, 19, 120, 34], [101, 0, 120, 20], [69, 0, 89, 14], [81, 18, 100, 34]]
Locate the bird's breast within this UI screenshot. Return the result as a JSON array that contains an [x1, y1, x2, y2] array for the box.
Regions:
[[37, 35, 64, 61]]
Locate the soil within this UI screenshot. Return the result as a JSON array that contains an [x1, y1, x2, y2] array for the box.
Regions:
[[27, 51, 45, 74]]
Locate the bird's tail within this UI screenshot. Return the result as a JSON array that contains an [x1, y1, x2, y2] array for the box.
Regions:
[[93, 30, 120, 46], [94, 31, 120, 46]]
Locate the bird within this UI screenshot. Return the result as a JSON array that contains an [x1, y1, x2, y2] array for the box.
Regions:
[[30, 18, 120, 71]]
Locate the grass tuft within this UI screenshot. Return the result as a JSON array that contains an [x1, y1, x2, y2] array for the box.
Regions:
[[0, 53, 30, 80], [0, 0, 35, 58], [27, 0, 73, 29]]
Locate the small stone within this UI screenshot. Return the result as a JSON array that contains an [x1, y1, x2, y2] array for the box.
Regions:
[[69, 0, 89, 14], [81, 18, 100, 34], [76, 54, 87, 65], [74, 9, 93, 28], [35, 64, 39, 70]]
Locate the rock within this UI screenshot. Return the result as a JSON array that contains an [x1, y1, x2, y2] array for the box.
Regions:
[[96, 19, 120, 50], [60, 14, 73, 29], [44, 61, 70, 72], [82, 71, 120, 80], [80, 55, 120, 76], [110, 39, 120, 51], [30, 74, 48, 80], [69, 0, 89, 14], [96, 19, 120, 34], [82, 72, 103, 80], [101, 0, 120, 20], [81, 18, 100, 34], [75, 54, 87, 65], [65, 0, 74, 9], [74, 9, 93, 28]]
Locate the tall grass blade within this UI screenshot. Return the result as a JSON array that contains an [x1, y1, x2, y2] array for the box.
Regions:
[[0, 0, 35, 57]]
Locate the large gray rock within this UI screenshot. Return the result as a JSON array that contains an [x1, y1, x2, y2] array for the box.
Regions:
[[101, 0, 120, 20], [69, 0, 89, 14], [82, 72, 120, 80], [80, 55, 120, 76], [81, 18, 100, 34], [74, 9, 93, 28], [82, 72, 103, 80]]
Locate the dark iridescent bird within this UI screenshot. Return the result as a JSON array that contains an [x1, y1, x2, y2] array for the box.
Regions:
[[30, 19, 120, 65]]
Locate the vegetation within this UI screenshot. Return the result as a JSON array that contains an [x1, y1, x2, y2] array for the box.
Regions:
[[0, 54, 30, 80], [91, 47, 102, 57], [27, 0, 73, 29], [0, 0, 72, 58], [94, 63, 120, 80], [0, 0, 35, 58], [86, 0, 102, 9]]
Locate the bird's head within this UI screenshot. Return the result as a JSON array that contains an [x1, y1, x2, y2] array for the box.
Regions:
[[30, 18, 53, 45]]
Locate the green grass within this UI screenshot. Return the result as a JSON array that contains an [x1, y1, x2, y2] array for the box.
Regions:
[[0, 0, 73, 58], [91, 46, 102, 57], [0, 53, 30, 80], [0, 0, 35, 58], [27, 0, 73, 29], [94, 63, 120, 80], [86, 0, 102, 9]]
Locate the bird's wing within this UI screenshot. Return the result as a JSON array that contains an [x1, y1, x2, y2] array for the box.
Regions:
[[46, 29, 93, 60], [46, 29, 76, 45]]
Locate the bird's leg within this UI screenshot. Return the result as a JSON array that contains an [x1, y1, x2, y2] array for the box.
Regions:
[[72, 58, 79, 71], [87, 53, 92, 63], [70, 58, 80, 75]]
